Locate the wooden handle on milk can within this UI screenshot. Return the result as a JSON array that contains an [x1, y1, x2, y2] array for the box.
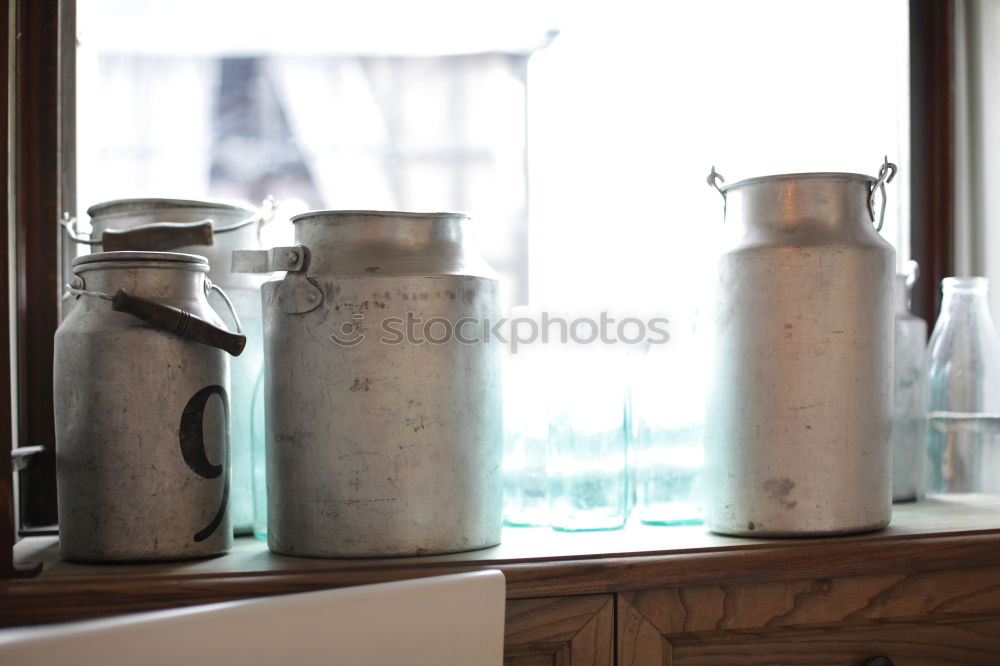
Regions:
[[111, 288, 246, 356], [101, 220, 214, 252]]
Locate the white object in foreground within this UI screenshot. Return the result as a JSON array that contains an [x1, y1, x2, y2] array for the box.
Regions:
[[0, 569, 506, 666]]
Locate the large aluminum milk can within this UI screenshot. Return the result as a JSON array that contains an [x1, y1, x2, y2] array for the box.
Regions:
[[55, 251, 246, 561], [65, 198, 274, 535], [703, 161, 897, 536], [234, 210, 503, 557]]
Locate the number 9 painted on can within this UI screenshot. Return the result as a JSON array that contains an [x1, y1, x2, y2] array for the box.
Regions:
[[179, 384, 230, 542]]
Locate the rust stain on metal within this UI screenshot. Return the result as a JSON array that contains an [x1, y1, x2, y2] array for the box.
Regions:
[[764, 478, 798, 510]]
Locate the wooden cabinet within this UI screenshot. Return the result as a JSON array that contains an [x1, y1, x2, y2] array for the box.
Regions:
[[5, 497, 1000, 665]]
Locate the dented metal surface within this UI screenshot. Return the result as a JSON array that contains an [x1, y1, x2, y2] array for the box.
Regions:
[[81, 198, 273, 534], [704, 167, 896, 536], [54, 252, 233, 561], [247, 211, 502, 557]]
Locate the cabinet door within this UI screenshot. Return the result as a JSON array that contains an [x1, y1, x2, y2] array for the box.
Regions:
[[505, 595, 614, 666], [622, 613, 1000, 665], [618, 565, 1000, 665]]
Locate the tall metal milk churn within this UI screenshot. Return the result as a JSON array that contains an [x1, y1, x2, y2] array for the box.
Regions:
[[55, 251, 246, 561], [234, 210, 503, 557], [703, 161, 897, 536], [65, 198, 274, 534]]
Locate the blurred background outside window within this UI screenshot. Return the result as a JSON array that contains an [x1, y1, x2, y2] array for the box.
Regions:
[[77, 0, 910, 316]]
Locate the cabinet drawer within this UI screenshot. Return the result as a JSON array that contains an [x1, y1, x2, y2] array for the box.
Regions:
[[505, 595, 614, 666], [667, 617, 1000, 665], [618, 565, 1000, 665]]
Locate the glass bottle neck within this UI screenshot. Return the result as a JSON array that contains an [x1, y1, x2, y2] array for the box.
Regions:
[[941, 278, 990, 311], [938, 279, 995, 333], [894, 276, 909, 314]]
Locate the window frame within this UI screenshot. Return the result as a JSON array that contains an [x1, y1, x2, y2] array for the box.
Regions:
[[1, 0, 14, 576], [9, 0, 73, 552], [1, 0, 956, 576], [910, 0, 956, 323]]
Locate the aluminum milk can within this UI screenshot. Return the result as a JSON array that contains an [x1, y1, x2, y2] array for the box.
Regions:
[[55, 251, 245, 561], [66, 198, 274, 535], [234, 210, 503, 557], [704, 161, 897, 536]]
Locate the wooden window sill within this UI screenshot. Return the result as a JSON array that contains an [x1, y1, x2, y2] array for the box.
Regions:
[[5, 494, 1000, 628]]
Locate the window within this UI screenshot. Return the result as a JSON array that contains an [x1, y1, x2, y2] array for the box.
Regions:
[[8, 0, 930, 550]]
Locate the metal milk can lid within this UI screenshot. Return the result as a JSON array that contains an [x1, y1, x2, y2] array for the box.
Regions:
[[72, 250, 210, 272], [86, 198, 254, 218]]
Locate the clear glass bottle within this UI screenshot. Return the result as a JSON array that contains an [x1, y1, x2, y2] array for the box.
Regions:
[[926, 277, 1000, 493], [633, 318, 705, 525], [547, 343, 629, 531], [891, 269, 927, 502], [502, 342, 551, 527], [220, 287, 265, 535], [251, 370, 268, 540]]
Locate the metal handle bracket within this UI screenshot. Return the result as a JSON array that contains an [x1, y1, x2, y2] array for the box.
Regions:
[[12, 446, 45, 472], [232, 246, 309, 273], [232, 245, 323, 315], [213, 195, 277, 234], [61, 213, 101, 246]]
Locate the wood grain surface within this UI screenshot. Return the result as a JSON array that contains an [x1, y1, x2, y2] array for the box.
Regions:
[[5, 497, 1000, 627], [663, 618, 1000, 665], [618, 566, 1000, 665], [505, 595, 614, 666]]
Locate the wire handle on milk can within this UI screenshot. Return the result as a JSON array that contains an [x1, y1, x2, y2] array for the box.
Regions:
[[61, 214, 216, 251], [868, 157, 897, 232], [707, 166, 726, 195], [101, 220, 216, 251], [707, 160, 897, 231], [67, 280, 246, 356], [60, 196, 277, 251], [212, 195, 277, 237], [707, 166, 727, 216]]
